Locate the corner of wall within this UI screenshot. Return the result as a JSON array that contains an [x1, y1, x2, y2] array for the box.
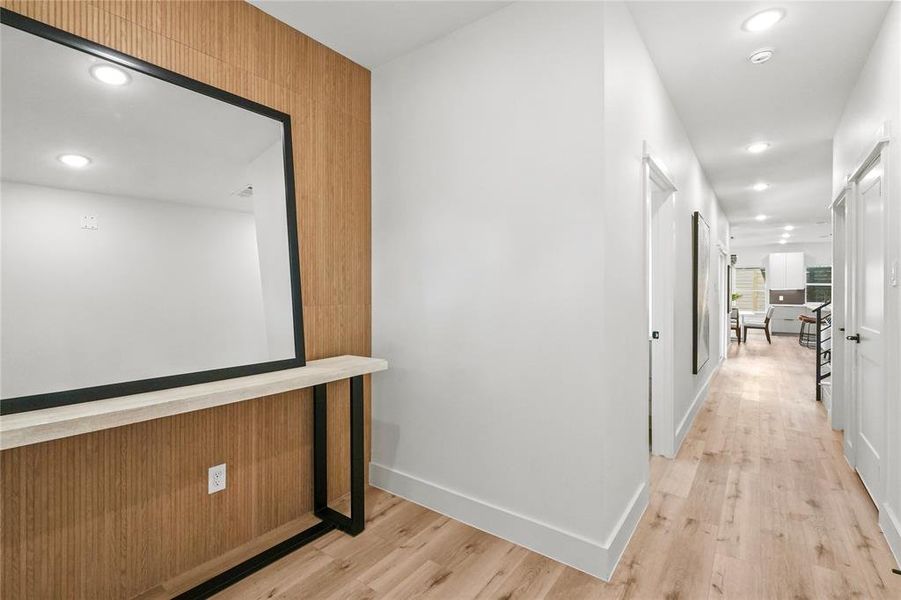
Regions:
[[674, 356, 724, 453], [370, 463, 649, 581], [880, 503, 901, 567]]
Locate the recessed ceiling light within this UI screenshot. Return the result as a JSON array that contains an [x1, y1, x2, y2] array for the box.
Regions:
[[748, 49, 775, 64], [752, 182, 770, 192], [755, 214, 767, 221], [743, 8, 785, 32], [784, 225, 795, 231], [778, 239, 788, 244], [90, 64, 130, 86], [781, 233, 791, 238], [58, 154, 91, 168], [746, 142, 770, 154]]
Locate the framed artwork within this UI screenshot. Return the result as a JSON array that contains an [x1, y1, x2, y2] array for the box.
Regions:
[[692, 211, 710, 374]]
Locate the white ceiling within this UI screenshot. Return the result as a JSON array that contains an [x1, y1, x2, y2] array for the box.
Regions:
[[1, 24, 284, 212], [628, 1, 891, 248], [251, 1, 511, 69]]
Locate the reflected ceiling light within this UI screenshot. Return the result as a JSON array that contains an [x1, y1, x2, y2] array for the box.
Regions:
[[755, 214, 767, 221], [58, 154, 91, 168], [746, 142, 770, 154], [784, 225, 795, 231], [90, 64, 130, 86], [752, 182, 770, 192], [781, 233, 791, 239], [779, 239, 788, 244], [748, 49, 775, 64], [742, 8, 785, 32]]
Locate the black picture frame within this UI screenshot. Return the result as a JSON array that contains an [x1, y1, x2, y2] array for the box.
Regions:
[[0, 8, 306, 415], [692, 211, 710, 375]]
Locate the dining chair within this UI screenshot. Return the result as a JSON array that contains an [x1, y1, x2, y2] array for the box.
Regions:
[[743, 306, 775, 344], [730, 308, 742, 343]]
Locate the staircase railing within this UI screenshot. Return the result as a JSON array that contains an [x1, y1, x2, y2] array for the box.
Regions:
[[815, 300, 832, 402]]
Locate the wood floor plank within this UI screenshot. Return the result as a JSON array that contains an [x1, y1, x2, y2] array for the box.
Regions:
[[209, 336, 901, 599]]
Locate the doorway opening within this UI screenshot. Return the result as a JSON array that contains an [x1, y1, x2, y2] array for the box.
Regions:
[[644, 144, 677, 457]]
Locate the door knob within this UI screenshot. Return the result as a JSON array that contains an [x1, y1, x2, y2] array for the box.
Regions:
[[846, 334, 860, 343], [651, 331, 660, 340]]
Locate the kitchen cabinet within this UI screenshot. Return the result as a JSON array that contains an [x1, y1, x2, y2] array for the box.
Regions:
[[767, 252, 806, 290], [769, 305, 807, 334]]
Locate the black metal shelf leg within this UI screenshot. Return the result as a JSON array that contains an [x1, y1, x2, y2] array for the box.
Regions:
[[175, 376, 366, 599], [314, 376, 366, 536]]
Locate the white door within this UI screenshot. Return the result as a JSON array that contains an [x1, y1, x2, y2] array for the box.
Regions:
[[852, 156, 885, 502], [649, 181, 674, 456]]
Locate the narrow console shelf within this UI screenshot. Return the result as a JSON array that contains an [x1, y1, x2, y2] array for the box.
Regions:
[[0, 355, 387, 450]]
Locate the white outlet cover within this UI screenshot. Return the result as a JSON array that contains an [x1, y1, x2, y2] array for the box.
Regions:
[[80, 215, 98, 230], [208, 463, 226, 494]]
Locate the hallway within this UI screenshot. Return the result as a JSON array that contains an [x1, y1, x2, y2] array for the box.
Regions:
[[613, 335, 901, 599], [202, 336, 901, 599]]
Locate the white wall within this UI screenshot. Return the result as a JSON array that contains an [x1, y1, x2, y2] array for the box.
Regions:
[[732, 241, 832, 269], [372, 1, 729, 580], [0, 181, 268, 398], [832, 2, 901, 565], [372, 1, 613, 578], [248, 139, 296, 360], [604, 1, 730, 467]]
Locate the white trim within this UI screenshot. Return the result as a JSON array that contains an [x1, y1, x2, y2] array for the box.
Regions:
[[830, 186, 848, 211], [369, 463, 648, 581], [642, 141, 677, 459], [643, 141, 677, 192], [879, 503, 901, 568], [849, 137, 890, 183], [675, 357, 723, 452], [602, 481, 650, 579]]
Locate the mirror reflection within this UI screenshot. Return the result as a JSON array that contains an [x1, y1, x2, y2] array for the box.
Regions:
[[1, 24, 300, 403]]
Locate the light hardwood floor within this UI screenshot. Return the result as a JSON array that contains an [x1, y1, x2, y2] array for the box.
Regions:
[[208, 335, 901, 599]]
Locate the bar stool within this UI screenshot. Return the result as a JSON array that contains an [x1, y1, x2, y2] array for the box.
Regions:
[[799, 314, 817, 348]]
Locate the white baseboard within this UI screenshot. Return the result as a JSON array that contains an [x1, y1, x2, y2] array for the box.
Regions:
[[880, 503, 901, 568], [673, 357, 722, 453], [369, 462, 648, 581]]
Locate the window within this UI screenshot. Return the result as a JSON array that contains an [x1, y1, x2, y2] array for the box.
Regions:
[[807, 266, 832, 304], [733, 268, 766, 312]]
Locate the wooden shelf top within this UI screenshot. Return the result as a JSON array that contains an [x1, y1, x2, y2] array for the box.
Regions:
[[0, 355, 387, 451]]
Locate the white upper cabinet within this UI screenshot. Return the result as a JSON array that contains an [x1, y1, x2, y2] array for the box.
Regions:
[[767, 252, 806, 290], [784, 252, 806, 289]]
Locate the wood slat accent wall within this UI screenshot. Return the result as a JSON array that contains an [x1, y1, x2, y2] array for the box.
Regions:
[[0, 2, 371, 598]]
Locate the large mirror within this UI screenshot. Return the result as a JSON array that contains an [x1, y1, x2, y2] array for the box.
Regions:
[[0, 11, 305, 414]]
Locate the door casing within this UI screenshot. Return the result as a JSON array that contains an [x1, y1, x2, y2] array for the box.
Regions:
[[643, 142, 677, 458]]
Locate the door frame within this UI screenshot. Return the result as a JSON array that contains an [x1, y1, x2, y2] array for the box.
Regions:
[[841, 128, 892, 499], [717, 245, 729, 362], [643, 142, 677, 457], [830, 189, 848, 437]]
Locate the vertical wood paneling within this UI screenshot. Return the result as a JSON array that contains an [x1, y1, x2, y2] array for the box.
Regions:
[[0, 1, 371, 598]]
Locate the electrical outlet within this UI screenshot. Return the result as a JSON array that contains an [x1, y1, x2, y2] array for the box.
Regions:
[[80, 215, 98, 230], [208, 463, 226, 494]]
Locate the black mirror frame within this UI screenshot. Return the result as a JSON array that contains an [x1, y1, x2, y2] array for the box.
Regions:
[[0, 8, 306, 415]]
